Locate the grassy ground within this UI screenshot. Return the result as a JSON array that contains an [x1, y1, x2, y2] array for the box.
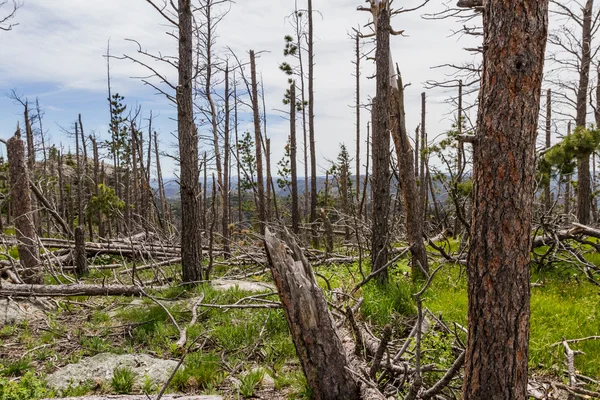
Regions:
[[1, 241, 599, 399]]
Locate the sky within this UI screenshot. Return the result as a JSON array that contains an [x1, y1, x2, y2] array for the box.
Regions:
[[0, 0, 481, 179]]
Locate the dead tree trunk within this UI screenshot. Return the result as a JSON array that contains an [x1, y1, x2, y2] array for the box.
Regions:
[[7, 130, 41, 284], [223, 64, 231, 257], [290, 83, 300, 234], [250, 50, 266, 233], [576, 0, 594, 225], [264, 228, 360, 400], [178, 0, 203, 283], [462, 1, 548, 398], [74, 226, 88, 276], [308, 0, 318, 247], [370, 5, 392, 284], [420, 92, 427, 221], [545, 89, 552, 212], [355, 31, 361, 205], [391, 73, 429, 280]]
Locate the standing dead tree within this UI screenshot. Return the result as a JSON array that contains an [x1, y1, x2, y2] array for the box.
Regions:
[[121, 0, 204, 283], [358, 0, 430, 280], [7, 128, 42, 284]]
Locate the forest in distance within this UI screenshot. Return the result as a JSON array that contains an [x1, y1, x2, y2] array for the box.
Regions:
[[1, 0, 600, 400]]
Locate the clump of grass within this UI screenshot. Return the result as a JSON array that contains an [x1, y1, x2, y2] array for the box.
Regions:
[[111, 366, 135, 394], [239, 368, 264, 398], [141, 374, 156, 395], [170, 352, 224, 391], [361, 281, 416, 325], [80, 336, 111, 354], [1, 358, 32, 377]]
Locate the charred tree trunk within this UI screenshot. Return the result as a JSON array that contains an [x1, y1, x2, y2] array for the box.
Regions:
[[370, 5, 392, 284], [91, 136, 103, 238], [250, 50, 265, 234], [7, 130, 41, 284], [463, 1, 548, 399], [178, 0, 203, 283], [264, 228, 360, 400]]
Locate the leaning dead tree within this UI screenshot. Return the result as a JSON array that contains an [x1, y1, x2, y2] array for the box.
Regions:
[[6, 128, 42, 284]]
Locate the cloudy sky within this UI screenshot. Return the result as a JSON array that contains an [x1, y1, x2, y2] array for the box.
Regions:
[[0, 0, 480, 178]]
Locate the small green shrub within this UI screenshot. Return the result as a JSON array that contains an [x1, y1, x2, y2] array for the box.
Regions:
[[141, 374, 156, 394], [239, 369, 264, 398], [110, 366, 135, 394], [0, 371, 51, 400], [170, 352, 224, 391], [1, 359, 32, 377], [361, 281, 416, 325]]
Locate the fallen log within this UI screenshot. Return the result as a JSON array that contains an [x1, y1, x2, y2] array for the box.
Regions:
[[0, 283, 155, 297]]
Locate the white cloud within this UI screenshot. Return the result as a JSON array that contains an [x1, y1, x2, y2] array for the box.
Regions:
[[0, 0, 480, 177]]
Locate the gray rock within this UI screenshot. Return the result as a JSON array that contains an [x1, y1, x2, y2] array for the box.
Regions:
[[211, 279, 274, 292], [0, 298, 48, 326], [46, 353, 179, 391]]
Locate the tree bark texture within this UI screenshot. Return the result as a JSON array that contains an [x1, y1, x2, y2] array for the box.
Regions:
[[463, 1, 548, 399], [74, 226, 89, 276], [264, 228, 360, 400], [370, 5, 392, 284], [178, 0, 203, 283], [7, 131, 42, 284], [545, 89, 552, 212]]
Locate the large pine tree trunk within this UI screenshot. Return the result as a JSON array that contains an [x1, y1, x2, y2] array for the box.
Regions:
[[7, 130, 41, 284], [463, 1, 548, 398], [178, 0, 203, 283]]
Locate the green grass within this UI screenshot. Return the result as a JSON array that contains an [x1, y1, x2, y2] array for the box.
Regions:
[[170, 352, 224, 391], [111, 366, 135, 394], [426, 263, 600, 378]]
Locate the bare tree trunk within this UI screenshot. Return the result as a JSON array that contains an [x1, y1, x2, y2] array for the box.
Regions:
[[178, 0, 203, 283], [463, 1, 548, 398], [203, 152, 208, 231], [154, 132, 168, 231], [454, 80, 464, 237], [308, 0, 318, 247], [290, 83, 300, 234], [131, 121, 139, 227], [545, 88, 552, 213], [250, 50, 265, 233], [266, 138, 273, 221], [391, 73, 429, 280], [91, 136, 103, 238], [234, 76, 243, 225], [420, 92, 427, 221], [75, 123, 84, 229], [370, 6, 392, 284], [7, 130, 41, 284], [566, 121, 572, 217], [223, 64, 231, 257], [576, 0, 594, 225], [74, 226, 88, 276], [58, 150, 66, 235], [24, 103, 40, 235], [264, 229, 360, 400], [355, 31, 361, 205]]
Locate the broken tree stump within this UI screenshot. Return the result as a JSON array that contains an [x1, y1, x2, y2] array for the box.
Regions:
[[7, 128, 42, 284], [74, 226, 88, 276], [264, 227, 360, 400]]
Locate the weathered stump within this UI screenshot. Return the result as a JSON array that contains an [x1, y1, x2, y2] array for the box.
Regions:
[[264, 228, 360, 400], [74, 226, 88, 276], [7, 129, 41, 284]]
